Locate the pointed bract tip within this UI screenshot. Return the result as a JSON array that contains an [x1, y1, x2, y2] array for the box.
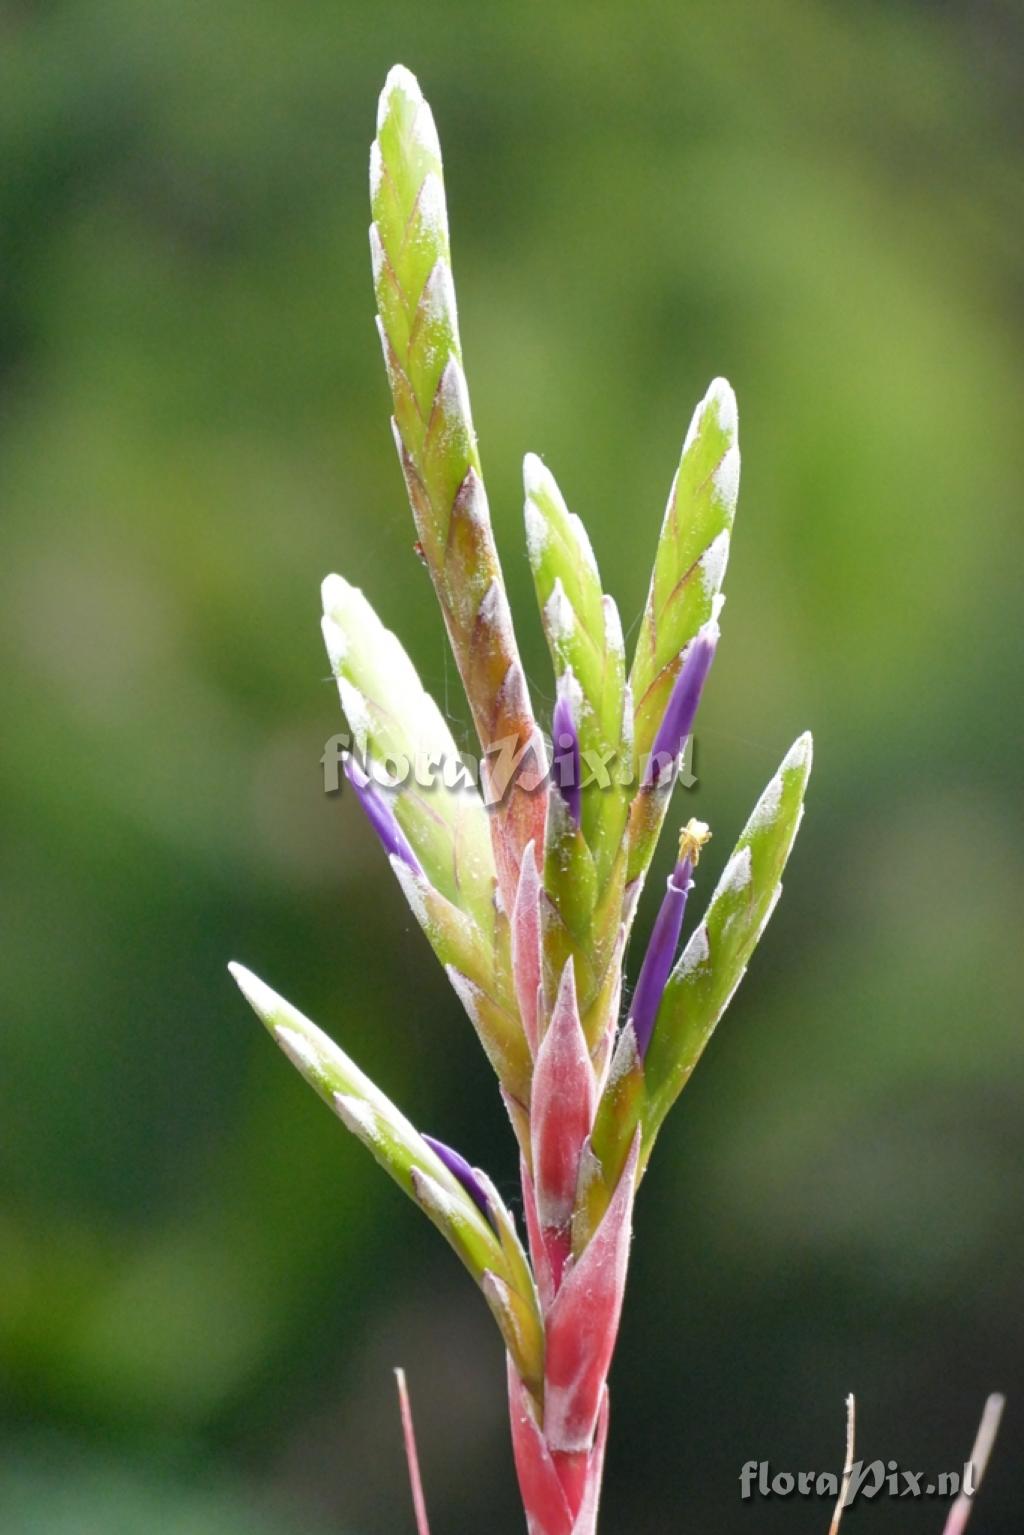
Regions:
[[525, 448, 549, 485], [321, 572, 354, 615], [705, 376, 738, 437], [378, 64, 423, 125], [556, 954, 578, 1008], [228, 962, 279, 1024], [784, 730, 814, 775], [523, 451, 548, 495]]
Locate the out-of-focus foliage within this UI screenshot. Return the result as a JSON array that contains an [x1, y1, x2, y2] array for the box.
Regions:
[[1, 2, 1021, 1531]]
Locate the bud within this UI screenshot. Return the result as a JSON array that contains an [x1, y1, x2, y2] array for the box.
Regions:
[[552, 681, 582, 829], [644, 620, 719, 787], [343, 753, 422, 874], [421, 1133, 492, 1222]]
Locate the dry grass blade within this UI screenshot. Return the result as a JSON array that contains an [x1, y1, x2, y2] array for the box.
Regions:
[[395, 1367, 432, 1535], [828, 1393, 856, 1535], [941, 1394, 1005, 1535]]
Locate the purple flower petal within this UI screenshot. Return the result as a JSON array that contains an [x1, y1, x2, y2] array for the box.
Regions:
[[343, 754, 422, 875], [552, 683, 582, 828], [644, 619, 719, 787], [422, 1133, 493, 1221], [629, 820, 711, 1058]]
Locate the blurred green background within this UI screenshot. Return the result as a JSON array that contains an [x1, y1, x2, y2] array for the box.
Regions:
[[2, 1, 1022, 1531]]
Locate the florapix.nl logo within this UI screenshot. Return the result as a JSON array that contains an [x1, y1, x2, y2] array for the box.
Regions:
[[320, 729, 698, 805]]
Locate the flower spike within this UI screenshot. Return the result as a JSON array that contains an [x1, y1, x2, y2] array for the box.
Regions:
[[232, 64, 819, 1535]]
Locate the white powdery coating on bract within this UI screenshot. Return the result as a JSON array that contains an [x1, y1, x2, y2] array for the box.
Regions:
[[524, 497, 549, 566], [527, 454, 598, 575], [711, 591, 726, 624], [392, 857, 430, 929], [478, 578, 503, 629], [478, 580, 517, 665], [437, 354, 471, 429], [379, 624, 422, 701], [698, 529, 731, 597], [699, 614, 722, 651], [705, 376, 738, 438], [494, 657, 530, 722], [457, 465, 489, 526], [745, 769, 783, 836], [369, 139, 384, 202], [716, 845, 753, 900], [605, 1024, 640, 1093], [754, 884, 783, 945], [416, 172, 449, 242], [321, 571, 354, 618], [412, 1166, 469, 1227], [446, 965, 483, 1028], [523, 450, 551, 500], [228, 962, 280, 1022], [544, 578, 575, 643], [420, 258, 456, 328], [389, 413, 405, 465], [275, 1024, 325, 1081], [620, 683, 635, 755], [333, 1092, 379, 1143], [675, 923, 710, 979], [680, 396, 704, 460], [568, 510, 599, 578], [410, 100, 441, 161], [369, 222, 385, 287], [325, 579, 463, 771], [376, 315, 399, 389], [713, 966, 748, 1026], [320, 614, 348, 672], [713, 442, 741, 509], [603, 595, 625, 658], [378, 64, 422, 130], [782, 730, 814, 775], [558, 664, 585, 720], [660, 468, 681, 537], [336, 678, 371, 751]]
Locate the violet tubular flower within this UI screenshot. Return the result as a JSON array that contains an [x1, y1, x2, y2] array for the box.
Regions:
[[629, 819, 711, 1059], [343, 753, 422, 875], [644, 619, 720, 787], [551, 683, 582, 828]]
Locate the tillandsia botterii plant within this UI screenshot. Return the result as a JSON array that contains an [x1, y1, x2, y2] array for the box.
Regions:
[[229, 63, 817, 1535]]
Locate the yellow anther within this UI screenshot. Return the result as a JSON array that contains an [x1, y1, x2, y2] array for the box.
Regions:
[[679, 818, 712, 866]]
